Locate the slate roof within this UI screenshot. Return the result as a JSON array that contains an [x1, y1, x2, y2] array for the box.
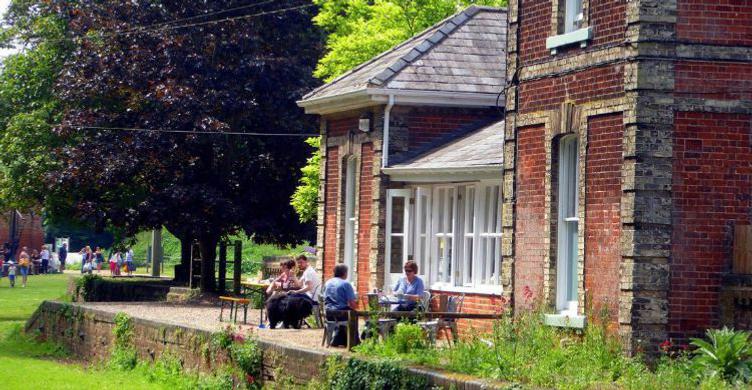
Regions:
[[389, 120, 504, 171], [301, 6, 507, 102]]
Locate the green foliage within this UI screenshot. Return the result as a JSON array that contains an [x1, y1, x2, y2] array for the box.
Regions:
[[291, 136, 321, 223], [312, 0, 507, 82], [390, 322, 428, 354], [73, 274, 103, 301], [229, 339, 263, 389], [690, 327, 752, 384], [328, 357, 428, 390], [109, 312, 137, 370]]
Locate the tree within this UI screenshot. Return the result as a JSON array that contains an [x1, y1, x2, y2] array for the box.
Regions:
[[0, 1, 72, 211], [41, 0, 322, 292], [290, 136, 320, 223], [291, 0, 506, 221]]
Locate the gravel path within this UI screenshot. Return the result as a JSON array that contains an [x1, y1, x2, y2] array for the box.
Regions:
[[78, 302, 336, 352]]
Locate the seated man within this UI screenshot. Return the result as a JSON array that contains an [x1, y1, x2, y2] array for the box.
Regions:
[[392, 260, 425, 312], [323, 264, 357, 346], [291, 254, 320, 302]]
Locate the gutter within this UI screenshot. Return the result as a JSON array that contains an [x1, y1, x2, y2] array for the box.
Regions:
[[382, 94, 395, 168]]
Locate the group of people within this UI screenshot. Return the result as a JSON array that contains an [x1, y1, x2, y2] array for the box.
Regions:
[[263, 255, 424, 346], [79, 246, 135, 276], [0, 244, 54, 288]]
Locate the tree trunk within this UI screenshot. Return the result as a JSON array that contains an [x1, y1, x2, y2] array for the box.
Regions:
[[174, 236, 193, 284], [218, 241, 227, 295], [199, 236, 218, 293]]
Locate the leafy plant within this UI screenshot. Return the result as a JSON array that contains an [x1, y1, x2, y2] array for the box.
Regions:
[[229, 338, 263, 390], [328, 358, 427, 390], [390, 322, 428, 354], [110, 312, 137, 370], [690, 327, 752, 384]]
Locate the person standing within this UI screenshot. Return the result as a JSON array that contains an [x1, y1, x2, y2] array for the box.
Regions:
[[40, 245, 50, 274], [7, 260, 16, 287], [94, 247, 104, 273], [58, 243, 68, 272], [18, 247, 30, 288], [109, 251, 120, 276], [125, 248, 134, 276], [30, 249, 40, 275]]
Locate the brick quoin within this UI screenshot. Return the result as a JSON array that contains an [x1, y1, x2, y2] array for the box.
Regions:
[[584, 113, 623, 323], [677, 0, 752, 46], [323, 147, 339, 280], [356, 143, 373, 296], [514, 124, 548, 310], [675, 61, 752, 101], [518, 0, 626, 64], [406, 107, 498, 150], [518, 65, 624, 113], [671, 112, 752, 340]]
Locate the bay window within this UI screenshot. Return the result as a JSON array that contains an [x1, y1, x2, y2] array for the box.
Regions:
[[385, 181, 502, 292]]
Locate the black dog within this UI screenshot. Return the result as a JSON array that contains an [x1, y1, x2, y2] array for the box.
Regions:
[[265, 293, 313, 329]]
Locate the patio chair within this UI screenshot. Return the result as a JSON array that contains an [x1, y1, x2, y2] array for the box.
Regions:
[[321, 309, 350, 347], [302, 287, 324, 329], [438, 294, 465, 345], [417, 291, 439, 344]]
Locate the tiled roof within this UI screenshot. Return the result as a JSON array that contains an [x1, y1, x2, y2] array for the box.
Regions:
[[390, 119, 504, 170], [301, 6, 507, 102]]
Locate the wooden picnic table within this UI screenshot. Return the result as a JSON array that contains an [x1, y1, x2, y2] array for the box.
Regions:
[[327, 310, 503, 350], [240, 281, 270, 326]]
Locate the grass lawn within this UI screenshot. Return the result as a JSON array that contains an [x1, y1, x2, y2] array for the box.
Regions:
[[0, 274, 166, 390]]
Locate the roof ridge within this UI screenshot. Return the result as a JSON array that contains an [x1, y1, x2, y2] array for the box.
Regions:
[[303, 5, 505, 100]]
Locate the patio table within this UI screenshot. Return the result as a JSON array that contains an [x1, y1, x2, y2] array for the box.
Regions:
[[241, 281, 269, 326]]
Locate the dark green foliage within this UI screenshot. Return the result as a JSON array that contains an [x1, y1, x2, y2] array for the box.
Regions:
[[389, 322, 428, 354], [690, 327, 752, 384], [328, 358, 428, 390], [72, 275, 172, 302]]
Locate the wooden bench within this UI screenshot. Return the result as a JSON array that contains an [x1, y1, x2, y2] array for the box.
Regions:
[[219, 296, 251, 324]]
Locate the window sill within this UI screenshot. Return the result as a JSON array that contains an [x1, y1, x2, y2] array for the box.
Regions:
[[544, 313, 586, 329], [545, 27, 592, 55], [429, 284, 503, 296]]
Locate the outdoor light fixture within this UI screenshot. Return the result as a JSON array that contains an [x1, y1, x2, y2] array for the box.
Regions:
[[359, 112, 372, 133]]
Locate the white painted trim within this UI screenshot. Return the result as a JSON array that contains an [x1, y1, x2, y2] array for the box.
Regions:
[[383, 166, 502, 182], [382, 95, 395, 168], [297, 88, 503, 115], [429, 284, 503, 296], [546, 27, 592, 54]]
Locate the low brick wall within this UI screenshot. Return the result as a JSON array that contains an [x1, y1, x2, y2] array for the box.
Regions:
[[67, 276, 173, 302], [27, 301, 506, 389]]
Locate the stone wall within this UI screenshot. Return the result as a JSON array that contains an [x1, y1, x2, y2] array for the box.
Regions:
[[27, 301, 508, 389]]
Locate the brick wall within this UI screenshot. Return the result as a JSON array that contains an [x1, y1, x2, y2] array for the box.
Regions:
[[675, 61, 752, 100], [328, 117, 358, 138], [518, 0, 626, 64], [514, 124, 548, 310], [430, 290, 507, 335], [356, 143, 373, 296], [402, 106, 499, 150], [518, 65, 624, 113], [0, 212, 45, 255], [323, 147, 339, 280], [677, 0, 752, 46], [584, 113, 623, 323], [671, 112, 752, 340]]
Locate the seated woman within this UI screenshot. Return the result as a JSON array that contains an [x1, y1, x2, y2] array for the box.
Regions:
[[266, 259, 298, 296], [392, 260, 425, 312]]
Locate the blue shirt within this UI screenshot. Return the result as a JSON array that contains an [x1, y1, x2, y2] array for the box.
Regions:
[[324, 277, 356, 311], [393, 276, 425, 297]]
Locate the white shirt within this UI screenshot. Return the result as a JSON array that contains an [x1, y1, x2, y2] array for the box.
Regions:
[[40, 249, 50, 260], [299, 266, 321, 300]]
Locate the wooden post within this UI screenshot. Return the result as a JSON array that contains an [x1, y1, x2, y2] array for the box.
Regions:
[[347, 310, 360, 350], [733, 225, 752, 274], [233, 240, 242, 295], [218, 241, 227, 294]]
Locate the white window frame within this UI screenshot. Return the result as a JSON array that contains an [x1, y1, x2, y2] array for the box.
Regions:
[[413, 187, 431, 282], [477, 182, 502, 287], [564, 0, 583, 33], [343, 157, 357, 282], [431, 185, 457, 286], [556, 135, 579, 315], [385, 189, 411, 288]]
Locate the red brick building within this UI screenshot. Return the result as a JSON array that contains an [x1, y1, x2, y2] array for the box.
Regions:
[[505, 0, 752, 352], [299, 7, 509, 327], [301, 1, 752, 353], [0, 210, 45, 257]]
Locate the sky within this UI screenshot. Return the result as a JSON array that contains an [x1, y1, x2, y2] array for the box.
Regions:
[[0, 0, 18, 59]]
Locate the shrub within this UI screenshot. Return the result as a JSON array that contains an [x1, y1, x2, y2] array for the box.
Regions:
[[229, 339, 263, 388], [690, 327, 752, 384], [390, 323, 427, 354], [109, 312, 137, 370], [329, 358, 427, 390]]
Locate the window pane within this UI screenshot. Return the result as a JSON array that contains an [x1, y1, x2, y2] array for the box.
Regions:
[[391, 236, 404, 272], [391, 197, 404, 233]]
